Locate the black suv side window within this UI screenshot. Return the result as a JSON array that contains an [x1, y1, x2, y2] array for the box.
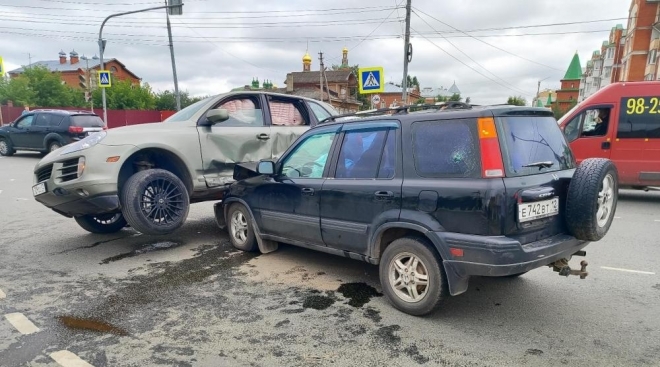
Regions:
[[15, 115, 35, 129], [335, 128, 391, 179], [412, 119, 479, 178], [49, 115, 66, 127], [35, 114, 51, 127]]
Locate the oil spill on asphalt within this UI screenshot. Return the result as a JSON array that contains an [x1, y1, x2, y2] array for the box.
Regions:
[[363, 307, 382, 323], [374, 325, 402, 346], [302, 295, 335, 310], [525, 349, 544, 356], [403, 344, 430, 364], [54, 234, 137, 255], [100, 241, 183, 264], [58, 315, 128, 336], [653, 284, 660, 290], [337, 282, 382, 307]]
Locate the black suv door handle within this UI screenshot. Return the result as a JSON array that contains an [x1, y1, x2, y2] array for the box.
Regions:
[[374, 191, 394, 198], [301, 187, 315, 195], [601, 141, 611, 150], [257, 133, 270, 140]]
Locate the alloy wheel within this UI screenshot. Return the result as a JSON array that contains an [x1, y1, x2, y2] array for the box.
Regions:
[[138, 178, 185, 226], [388, 252, 430, 303], [230, 210, 249, 245], [0, 140, 8, 155], [596, 174, 615, 228]]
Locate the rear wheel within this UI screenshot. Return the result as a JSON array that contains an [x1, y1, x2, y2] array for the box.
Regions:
[[48, 141, 62, 153], [121, 169, 190, 236], [379, 237, 448, 316], [565, 158, 618, 241], [74, 213, 127, 234], [0, 138, 15, 156]]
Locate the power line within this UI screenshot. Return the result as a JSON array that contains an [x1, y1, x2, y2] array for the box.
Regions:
[[412, 11, 532, 96], [413, 6, 576, 72], [410, 26, 536, 97], [0, 3, 398, 13]]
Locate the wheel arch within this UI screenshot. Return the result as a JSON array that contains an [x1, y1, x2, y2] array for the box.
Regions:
[[43, 133, 65, 150], [117, 147, 194, 197]]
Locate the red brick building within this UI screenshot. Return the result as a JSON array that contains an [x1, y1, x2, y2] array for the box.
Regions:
[[555, 52, 582, 112], [8, 50, 141, 89], [620, 0, 660, 81]]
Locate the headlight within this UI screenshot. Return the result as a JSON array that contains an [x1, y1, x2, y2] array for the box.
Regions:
[[60, 131, 107, 155]]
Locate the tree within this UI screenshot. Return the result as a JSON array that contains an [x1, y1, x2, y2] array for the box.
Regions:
[[92, 78, 156, 110], [0, 76, 36, 107], [436, 95, 448, 102], [449, 93, 462, 102], [415, 97, 426, 104], [154, 90, 205, 111], [507, 96, 527, 106]]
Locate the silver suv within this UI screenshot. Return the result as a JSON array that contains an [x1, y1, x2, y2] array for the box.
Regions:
[[31, 91, 337, 235]]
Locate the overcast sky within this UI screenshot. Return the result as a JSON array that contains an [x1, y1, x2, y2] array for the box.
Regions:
[[0, 0, 631, 105]]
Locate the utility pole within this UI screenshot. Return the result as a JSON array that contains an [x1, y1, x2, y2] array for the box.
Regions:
[[319, 52, 325, 102], [401, 0, 412, 104], [165, 0, 181, 111], [27, 53, 32, 68], [536, 76, 550, 105]]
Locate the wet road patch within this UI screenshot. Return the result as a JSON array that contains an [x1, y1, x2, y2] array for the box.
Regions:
[[100, 241, 183, 264], [58, 315, 128, 336], [302, 295, 335, 310], [337, 282, 382, 307]]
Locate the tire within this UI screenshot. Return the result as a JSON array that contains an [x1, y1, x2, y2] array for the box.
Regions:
[[74, 213, 127, 234], [226, 203, 258, 252], [565, 158, 618, 242], [120, 169, 190, 236], [0, 138, 15, 156], [379, 237, 448, 316], [48, 140, 62, 153]]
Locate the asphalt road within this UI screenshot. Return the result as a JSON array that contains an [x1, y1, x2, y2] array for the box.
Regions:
[[0, 153, 659, 367]]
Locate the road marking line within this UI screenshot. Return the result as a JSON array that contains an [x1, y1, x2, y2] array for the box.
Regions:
[[654, 219, 660, 222], [0, 288, 5, 299], [614, 216, 622, 219], [50, 350, 95, 367], [4, 313, 40, 334], [601, 266, 655, 275]]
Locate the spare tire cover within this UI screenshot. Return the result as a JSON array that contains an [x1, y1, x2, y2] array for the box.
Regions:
[[565, 158, 618, 241]]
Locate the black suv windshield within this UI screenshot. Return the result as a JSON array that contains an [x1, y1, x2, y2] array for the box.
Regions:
[[497, 116, 575, 177]]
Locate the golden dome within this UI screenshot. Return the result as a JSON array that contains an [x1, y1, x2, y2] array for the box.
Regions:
[[302, 52, 312, 63], [342, 47, 348, 53]]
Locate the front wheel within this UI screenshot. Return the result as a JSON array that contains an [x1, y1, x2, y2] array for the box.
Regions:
[[121, 169, 190, 236], [48, 141, 62, 153], [226, 203, 258, 252], [74, 213, 127, 234], [379, 237, 448, 316], [0, 138, 15, 156]]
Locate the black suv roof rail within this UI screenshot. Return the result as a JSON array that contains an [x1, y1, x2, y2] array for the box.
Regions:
[[30, 109, 96, 115], [320, 101, 474, 124]]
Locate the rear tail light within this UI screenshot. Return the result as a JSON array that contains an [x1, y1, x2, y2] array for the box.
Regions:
[[477, 117, 505, 178], [68, 126, 84, 134]]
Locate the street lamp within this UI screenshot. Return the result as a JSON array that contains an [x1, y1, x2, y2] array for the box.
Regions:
[[98, 2, 184, 125], [80, 55, 94, 112]]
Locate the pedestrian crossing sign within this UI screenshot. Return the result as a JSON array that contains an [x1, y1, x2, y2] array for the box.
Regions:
[[358, 66, 384, 94], [98, 70, 111, 88]]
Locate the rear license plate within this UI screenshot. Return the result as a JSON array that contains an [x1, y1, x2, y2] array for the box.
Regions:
[[518, 197, 559, 223], [32, 182, 47, 196]]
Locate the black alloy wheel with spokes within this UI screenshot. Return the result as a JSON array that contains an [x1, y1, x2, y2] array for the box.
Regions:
[[121, 169, 190, 235]]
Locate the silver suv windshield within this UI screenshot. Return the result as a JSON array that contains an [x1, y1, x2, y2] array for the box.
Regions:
[[164, 97, 213, 123]]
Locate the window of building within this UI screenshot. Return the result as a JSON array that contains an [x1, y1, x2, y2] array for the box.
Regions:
[[648, 49, 657, 65], [110, 66, 118, 73], [412, 119, 479, 178]]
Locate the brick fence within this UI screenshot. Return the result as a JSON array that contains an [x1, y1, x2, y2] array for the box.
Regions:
[[0, 106, 176, 129]]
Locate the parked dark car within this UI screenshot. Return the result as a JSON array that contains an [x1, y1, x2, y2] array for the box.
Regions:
[[216, 104, 618, 316], [0, 109, 104, 156]]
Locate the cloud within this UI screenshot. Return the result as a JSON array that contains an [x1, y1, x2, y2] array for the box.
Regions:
[[0, 0, 631, 105]]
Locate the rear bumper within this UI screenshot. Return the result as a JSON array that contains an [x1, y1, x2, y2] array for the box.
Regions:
[[427, 231, 589, 295]]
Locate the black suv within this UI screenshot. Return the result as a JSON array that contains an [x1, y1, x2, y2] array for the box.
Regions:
[[216, 105, 618, 316], [0, 109, 104, 156]]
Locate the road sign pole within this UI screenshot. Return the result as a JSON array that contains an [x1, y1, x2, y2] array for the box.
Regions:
[[98, 3, 184, 123], [165, 0, 181, 111], [401, 0, 412, 103]]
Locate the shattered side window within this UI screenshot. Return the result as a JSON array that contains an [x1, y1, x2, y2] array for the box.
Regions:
[[412, 119, 480, 178]]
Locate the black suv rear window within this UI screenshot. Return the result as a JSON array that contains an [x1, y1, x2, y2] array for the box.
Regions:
[[70, 115, 104, 127], [412, 119, 480, 178], [497, 116, 575, 177]]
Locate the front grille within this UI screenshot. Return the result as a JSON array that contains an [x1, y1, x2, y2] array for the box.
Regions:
[[36, 165, 53, 183], [57, 158, 80, 183]]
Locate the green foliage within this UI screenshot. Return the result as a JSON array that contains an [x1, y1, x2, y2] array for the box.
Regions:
[[507, 96, 527, 106], [415, 97, 426, 104], [436, 95, 448, 102], [449, 93, 462, 102], [154, 90, 205, 111], [0, 65, 86, 108], [437, 93, 463, 103], [92, 78, 155, 110]]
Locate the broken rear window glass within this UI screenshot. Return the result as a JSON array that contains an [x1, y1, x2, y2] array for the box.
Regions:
[[412, 119, 480, 178]]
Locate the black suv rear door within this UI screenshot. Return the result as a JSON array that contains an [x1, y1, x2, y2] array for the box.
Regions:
[[319, 121, 402, 254], [496, 113, 577, 243]]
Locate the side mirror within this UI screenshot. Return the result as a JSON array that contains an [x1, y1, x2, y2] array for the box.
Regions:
[[205, 109, 229, 124], [257, 160, 275, 175]]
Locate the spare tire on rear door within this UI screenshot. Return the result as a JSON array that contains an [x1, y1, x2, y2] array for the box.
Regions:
[[565, 158, 618, 241]]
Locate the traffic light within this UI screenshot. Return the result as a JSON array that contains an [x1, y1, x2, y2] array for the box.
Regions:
[[78, 74, 86, 90]]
